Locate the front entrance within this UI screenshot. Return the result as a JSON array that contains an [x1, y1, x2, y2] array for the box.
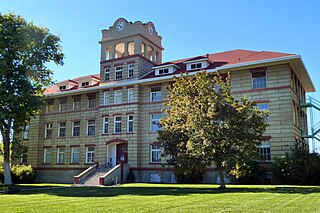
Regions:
[[116, 143, 128, 164]]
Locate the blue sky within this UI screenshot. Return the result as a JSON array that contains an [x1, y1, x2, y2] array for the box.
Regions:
[[2, 0, 320, 149]]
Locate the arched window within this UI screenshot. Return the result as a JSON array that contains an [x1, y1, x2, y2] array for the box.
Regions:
[[147, 45, 153, 61], [128, 42, 135, 55], [115, 43, 125, 58], [106, 47, 112, 60], [141, 42, 145, 56]]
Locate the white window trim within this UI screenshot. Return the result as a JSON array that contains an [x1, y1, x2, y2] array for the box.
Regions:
[[85, 147, 95, 164], [115, 66, 123, 80], [150, 87, 161, 102], [103, 92, 109, 105], [150, 144, 161, 163], [73, 100, 81, 110], [71, 147, 79, 163], [128, 88, 134, 103], [103, 117, 109, 134], [87, 120, 96, 136], [43, 148, 51, 163], [45, 123, 53, 138], [72, 121, 80, 137], [128, 64, 134, 78], [57, 147, 65, 163], [58, 122, 66, 137], [114, 116, 122, 133], [127, 115, 133, 133], [150, 114, 161, 132], [114, 90, 122, 104], [251, 71, 268, 89]]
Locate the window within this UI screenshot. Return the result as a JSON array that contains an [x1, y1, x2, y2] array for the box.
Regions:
[[59, 122, 66, 137], [114, 90, 122, 104], [23, 125, 29, 140], [150, 87, 161, 102], [81, 82, 90, 87], [257, 103, 269, 121], [59, 85, 67, 90], [252, 71, 267, 89], [71, 147, 79, 163], [87, 119, 95, 136], [45, 123, 53, 138], [128, 88, 134, 103], [258, 142, 271, 161], [59, 98, 67, 112], [46, 100, 54, 113], [103, 117, 109, 134], [73, 96, 81, 110], [105, 68, 110, 81], [128, 42, 135, 55], [190, 63, 202, 69], [57, 147, 65, 164], [115, 66, 123, 80], [127, 115, 133, 133], [159, 68, 169, 75], [151, 114, 161, 132], [151, 144, 161, 163], [87, 94, 96, 109], [20, 147, 28, 164], [43, 148, 51, 163], [114, 116, 122, 133], [128, 64, 134, 78], [73, 121, 80, 136], [86, 147, 95, 163], [103, 92, 109, 105]]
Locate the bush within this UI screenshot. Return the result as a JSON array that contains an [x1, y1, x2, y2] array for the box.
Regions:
[[0, 166, 3, 184], [11, 164, 35, 184]]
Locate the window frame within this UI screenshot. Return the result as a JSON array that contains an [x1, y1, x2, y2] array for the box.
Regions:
[[258, 142, 271, 162], [252, 71, 267, 89], [115, 66, 123, 80], [43, 148, 52, 164], [127, 115, 133, 133], [72, 121, 80, 137], [57, 147, 65, 164], [103, 117, 109, 134], [190, 63, 202, 70], [23, 125, 30, 140], [85, 146, 95, 164], [45, 123, 53, 139], [103, 92, 109, 106], [114, 116, 122, 133], [58, 122, 66, 138], [128, 64, 134, 78], [127, 88, 134, 103], [114, 90, 122, 104], [150, 144, 161, 163], [150, 114, 161, 132], [87, 119, 96, 136], [150, 87, 161, 102], [71, 147, 80, 164]]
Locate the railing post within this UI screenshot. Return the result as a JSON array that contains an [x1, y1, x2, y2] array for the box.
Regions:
[[99, 177, 104, 185], [74, 177, 79, 184]]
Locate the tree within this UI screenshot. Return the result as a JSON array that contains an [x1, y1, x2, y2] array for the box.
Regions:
[[0, 13, 64, 185], [159, 71, 268, 188]]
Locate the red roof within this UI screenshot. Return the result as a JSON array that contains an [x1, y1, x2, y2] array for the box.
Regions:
[[141, 49, 294, 79], [44, 49, 295, 95]]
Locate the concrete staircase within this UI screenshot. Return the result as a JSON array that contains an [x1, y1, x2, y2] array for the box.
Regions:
[[80, 166, 110, 186]]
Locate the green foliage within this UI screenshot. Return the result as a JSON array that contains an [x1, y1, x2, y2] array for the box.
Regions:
[[0, 12, 63, 184], [273, 146, 320, 185], [159, 71, 268, 187], [11, 164, 36, 184]]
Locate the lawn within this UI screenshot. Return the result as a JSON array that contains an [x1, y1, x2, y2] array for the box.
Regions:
[[1, 183, 320, 212]]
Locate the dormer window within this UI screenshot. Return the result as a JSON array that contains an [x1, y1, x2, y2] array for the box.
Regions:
[[81, 82, 90, 87], [59, 85, 67, 90], [190, 63, 202, 70], [159, 68, 169, 75]]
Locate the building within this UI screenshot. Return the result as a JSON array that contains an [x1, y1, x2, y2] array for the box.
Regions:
[[22, 18, 315, 183]]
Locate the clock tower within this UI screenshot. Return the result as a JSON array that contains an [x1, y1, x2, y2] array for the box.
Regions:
[[99, 18, 164, 83]]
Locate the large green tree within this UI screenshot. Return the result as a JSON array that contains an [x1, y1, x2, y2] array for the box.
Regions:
[[0, 13, 63, 185], [160, 71, 268, 188]]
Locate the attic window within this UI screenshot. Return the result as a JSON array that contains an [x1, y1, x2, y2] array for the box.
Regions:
[[59, 85, 67, 90], [190, 63, 202, 69], [81, 82, 90, 87], [159, 68, 169, 75]]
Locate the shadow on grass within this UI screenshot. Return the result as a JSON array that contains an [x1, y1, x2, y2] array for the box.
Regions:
[[4, 184, 320, 197]]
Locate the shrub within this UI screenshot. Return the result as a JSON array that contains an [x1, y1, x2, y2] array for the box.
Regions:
[[11, 164, 35, 184]]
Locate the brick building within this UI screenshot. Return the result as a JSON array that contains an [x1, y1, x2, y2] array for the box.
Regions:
[[22, 18, 315, 183]]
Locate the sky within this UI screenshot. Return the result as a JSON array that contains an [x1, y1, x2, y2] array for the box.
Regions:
[[1, 0, 320, 149]]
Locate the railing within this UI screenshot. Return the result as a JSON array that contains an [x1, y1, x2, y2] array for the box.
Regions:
[[99, 163, 130, 185], [73, 163, 98, 184]]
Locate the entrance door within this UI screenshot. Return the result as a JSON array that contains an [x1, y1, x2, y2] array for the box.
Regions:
[[116, 143, 128, 164]]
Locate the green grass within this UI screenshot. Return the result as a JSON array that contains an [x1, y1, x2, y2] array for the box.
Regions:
[[1, 183, 320, 212]]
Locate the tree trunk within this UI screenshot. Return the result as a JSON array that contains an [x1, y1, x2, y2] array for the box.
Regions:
[[1, 123, 13, 185], [218, 168, 226, 189]]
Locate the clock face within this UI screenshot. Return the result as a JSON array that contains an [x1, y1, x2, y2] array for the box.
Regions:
[[116, 21, 125, 31], [148, 25, 153, 35]]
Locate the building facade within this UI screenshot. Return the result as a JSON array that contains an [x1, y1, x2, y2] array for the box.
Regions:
[[22, 18, 315, 183]]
